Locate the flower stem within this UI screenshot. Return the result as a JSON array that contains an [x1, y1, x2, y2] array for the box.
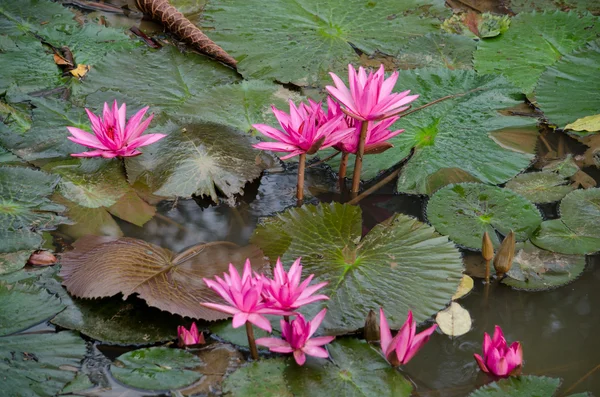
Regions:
[[338, 152, 349, 190], [485, 259, 491, 284], [284, 315, 290, 323], [351, 121, 369, 195], [245, 322, 259, 360], [297, 153, 306, 204]]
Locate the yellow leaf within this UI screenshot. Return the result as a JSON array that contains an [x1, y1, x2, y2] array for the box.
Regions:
[[70, 64, 90, 78], [452, 275, 474, 301], [565, 114, 600, 132], [436, 302, 472, 337]]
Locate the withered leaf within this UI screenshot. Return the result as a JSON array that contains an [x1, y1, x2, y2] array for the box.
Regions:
[[60, 236, 266, 320]]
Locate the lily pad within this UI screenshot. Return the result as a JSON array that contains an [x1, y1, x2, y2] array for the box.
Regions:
[[435, 302, 471, 336], [441, 12, 510, 39], [542, 155, 579, 178], [509, 0, 600, 15], [60, 236, 267, 319], [285, 338, 413, 397], [468, 375, 561, 397], [559, 188, 600, 235], [503, 242, 586, 290], [474, 11, 600, 94], [0, 251, 31, 276], [505, 171, 574, 203], [222, 358, 292, 397], [535, 40, 600, 128], [53, 194, 123, 240], [426, 183, 543, 249], [565, 114, 600, 133], [125, 121, 266, 201], [0, 282, 65, 336], [395, 33, 477, 70], [531, 219, 600, 255], [107, 190, 156, 227], [251, 202, 464, 333], [329, 68, 537, 192], [0, 331, 86, 397], [202, 0, 449, 85], [209, 319, 272, 349], [110, 347, 202, 391]]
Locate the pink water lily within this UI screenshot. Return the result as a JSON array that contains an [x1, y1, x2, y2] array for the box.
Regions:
[[326, 64, 419, 121], [256, 309, 335, 365], [252, 100, 353, 160], [380, 308, 437, 366], [201, 260, 291, 332], [67, 100, 166, 158], [260, 257, 329, 311], [177, 322, 205, 347], [336, 117, 402, 154], [474, 325, 523, 378]]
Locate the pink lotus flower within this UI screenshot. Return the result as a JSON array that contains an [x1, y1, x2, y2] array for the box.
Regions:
[[336, 117, 402, 154], [201, 260, 291, 332], [67, 100, 166, 158], [474, 325, 523, 378], [256, 309, 335, 365], [380, 308, 437, 366], [177, 322, 205, 347], [326, 64, 419, 121], [252, 100, 353, 160], [260, 257, 329, 311]]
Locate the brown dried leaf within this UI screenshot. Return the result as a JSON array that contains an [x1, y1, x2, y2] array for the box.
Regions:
[[60, 236, 266, 320]]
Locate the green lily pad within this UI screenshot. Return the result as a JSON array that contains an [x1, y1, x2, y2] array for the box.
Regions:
[[203, 0, 449, 85], [285, 338, 413, 397], [37, 276, 179, 345], [0, 282, 65, 336], [542, 155, 579, 178], [328, 68, 537, 192], [474, 11, 600, 94], [0, 0, 74, 35], [210, 319, 272, 349], [505, 171, 574, 203], [0, 100, 31, 134], [0, 331, 86, 397], [222, 358, 292, 397], [535, 40, 600, 128], [502, 242, 586, 290], [53, 194, 123, 240], [531, 219, 600, 255], [251, 202, 463, 333], [509, 0, 600, 15], [0, 251, 31, 276], [107, 190, 156, 227], [426, 183, 542, 249], [60, 371, 94, 394], [75, 45, 239, 114], [111, 347, 202, 391], [44, 159, 130, 209], [395, 33, 477, 70], [174, 80, 302, 134], [468, 375, 561, 397], [125, 121, 266, 201]]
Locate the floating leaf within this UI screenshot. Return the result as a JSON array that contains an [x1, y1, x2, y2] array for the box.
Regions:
[[425, 168, 481, 195], [202, 0, 448, 85], [565, 114, 600, 132], [0, 251, 30, 276], [468, 375, 561, 397], [110, 347, 202, 391], [60, 372, 94, 395], [251, 202, 463, 333], [0, 282, 65, 336], [285, 339, 413, 396], [475, 11, 600, 94], [222, 358, 292, 397], [125, 121, 266, 201], [210, 319, 272, 348], [395, 33, 477, 70], [542, 155, 579, 178], [536, 40, 600, 128], [509, 0, 600, 16], [452, 275, 474, 300], [435, 302, 471, 336], [426, 183, 542, 249], [505, 171, 574, 203], [326, 69, 537, 191], [531, 219, 600, 255], [0, 331, 86, 397], [503, 242, 586, 290], [107, 190, 156, 227], [60, 236, 266, 319], [441, 12, 510, 38]]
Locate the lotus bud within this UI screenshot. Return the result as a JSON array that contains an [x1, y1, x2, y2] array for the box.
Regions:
[[493, 231, 515, 279], [364, 309, 379, 343], [27, 250, 57, 266], [481, 232, 494, 262]]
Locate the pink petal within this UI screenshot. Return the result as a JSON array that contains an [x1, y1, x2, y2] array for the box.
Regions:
[[252, 124, 294, 144], [66, 127, 107, 149], [253, 142, 299, 152], [401, 324, 437, 364], [232, 312, 249, 328], [393, 311, 414, 363], [474, 353, 489, 373], [487, 347, 508, 376], [200, 302, 239, 316], [482, 332, 492, 358], [123, 106, 149, 141], [305, 336, 335, 347], [127, 133, 166, 150], [71, 149, 110, 158], [492, 325, 505, 347], [256, 337, 293, 351], [303, 345, 329, 359], [293, 349, 306, 366], [247, 313, 272, 332], [379, 308, 393, 355], [279, 150, 304, 160], [308, 309, 328, 338]]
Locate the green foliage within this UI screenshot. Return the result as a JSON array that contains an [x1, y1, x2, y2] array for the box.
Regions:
[[222, 359, 292, 396], [505, 171, 574, 203], [468, 375, 561, 397], [395, 33, 477, 70]]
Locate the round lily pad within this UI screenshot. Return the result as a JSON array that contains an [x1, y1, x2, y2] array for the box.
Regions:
[[251, 202, 464, 333], [505, 171, 574, 204], [502, 242, 586, 290], [426, 183, 543, 249], [222, 358, 292, 397], [531, 219, 600, 255], [468, 375, 561, 397], [110, 347, 202, 391]]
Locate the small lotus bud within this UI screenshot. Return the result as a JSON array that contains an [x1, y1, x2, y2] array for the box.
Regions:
[[364, 309, 380, 343], [27, 251, 57, 266], [493, 231, 515, 279], [482, 231, 494, 261]]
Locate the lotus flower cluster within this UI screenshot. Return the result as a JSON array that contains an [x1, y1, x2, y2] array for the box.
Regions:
[[67, 100, 165, 158], [201, 257, 333, 365], [474, 325, 523, 378], [177, 322, 205, 347]]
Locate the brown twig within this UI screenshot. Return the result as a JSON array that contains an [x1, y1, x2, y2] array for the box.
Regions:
[[135, 0, 237, 68], [561, 363, 600, 396], [351, 121, 369, 195], [245, 322, 259, 360], [297, 153, 306, 203], [338, 152, 349, 190]]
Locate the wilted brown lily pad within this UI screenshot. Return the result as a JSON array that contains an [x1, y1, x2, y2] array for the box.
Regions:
[[60, 236, 266, 320]]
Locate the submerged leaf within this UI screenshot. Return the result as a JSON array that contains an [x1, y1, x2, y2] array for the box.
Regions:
[[60, 236, 266, 319], [251, 202, 463, 333]]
